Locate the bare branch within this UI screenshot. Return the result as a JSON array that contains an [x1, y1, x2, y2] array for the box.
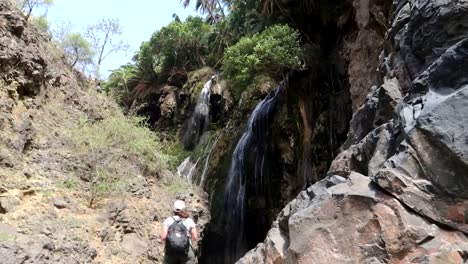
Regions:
[[16, 0, 53, 21], [85, 18, 129, 79]]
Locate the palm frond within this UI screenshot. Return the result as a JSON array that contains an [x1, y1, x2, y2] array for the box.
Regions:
[[182, 0, 191, 8]]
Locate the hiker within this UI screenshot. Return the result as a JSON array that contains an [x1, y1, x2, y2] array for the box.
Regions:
[[161, 200, 198, 264], [96, 82, 102, 93]]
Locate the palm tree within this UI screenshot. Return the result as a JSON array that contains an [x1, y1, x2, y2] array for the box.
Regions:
[[181, 0, 226, 22]]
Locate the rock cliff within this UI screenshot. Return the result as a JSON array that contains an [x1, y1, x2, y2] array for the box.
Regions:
[[237, 0, 468, 263], [0, 2, 209, 263]]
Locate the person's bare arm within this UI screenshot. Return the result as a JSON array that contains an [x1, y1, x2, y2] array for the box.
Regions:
[[190, 227, 198, 242], [161, 225, 169, 244]]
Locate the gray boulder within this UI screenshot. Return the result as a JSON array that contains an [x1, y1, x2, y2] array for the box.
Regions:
[[237, 174, 468, 264]]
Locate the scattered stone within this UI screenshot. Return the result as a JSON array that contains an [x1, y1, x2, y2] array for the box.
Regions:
[[106, 201, 127, 224], [0, 186, 8, 194], [99, 226, 115, 242], [53, 197, 68, 209], [128, 175, 151, 198], [121, 233, 148, 257], [0, 150, 14, 168], [22, 189, 35, 196], [23, 171, 32, 179], [0, 195, 20, 214], [159, 169, 174, 179]]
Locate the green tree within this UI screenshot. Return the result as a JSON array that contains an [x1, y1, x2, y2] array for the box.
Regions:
[[30, 14, 49, 34], [206, 17, 241, 66], [148, 16, 211, 75], [62, 33, 95, 69], [85, 18, 129, 79], [222, 24, 302, 96], [16, 0, 53, 21], [133, 41, 156, 81], [181, 0, 227, 23], [106, 64, 139, 107]]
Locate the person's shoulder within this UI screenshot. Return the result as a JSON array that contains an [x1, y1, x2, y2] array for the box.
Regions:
[[163, 216, 175, 225], [186, 217, 196, 227]]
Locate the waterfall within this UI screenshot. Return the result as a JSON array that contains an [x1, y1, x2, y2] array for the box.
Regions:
[[199, 133, 221, 188], [182, 76, 215, 150], [176, 133, 220, 185], [177, 157, 199, 182], [221, 86, 283, 263]]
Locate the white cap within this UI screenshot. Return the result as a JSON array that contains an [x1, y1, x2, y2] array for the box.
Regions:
[[173, 200, 186, 212]]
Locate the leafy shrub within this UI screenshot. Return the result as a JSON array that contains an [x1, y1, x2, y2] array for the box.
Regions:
[[62, 178, 78, 190], [105, 64, 139, 107], [206, 17, 242, 66], [72, 115, 169, 207], [222, 24, 302, 99], [161, 138, 190, 171], [62, 32, 95, 69], [74, 115, 168, 175], [149, 16, 211, 75], [30, 15, 50, 34], [164, 174, 190, 195]]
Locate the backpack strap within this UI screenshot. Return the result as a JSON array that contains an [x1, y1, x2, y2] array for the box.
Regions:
[[171, 216, 187, 228], [170, 216, 188, 233]]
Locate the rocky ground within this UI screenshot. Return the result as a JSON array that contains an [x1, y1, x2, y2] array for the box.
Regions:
[[238, 0, 468, 263], [0, 2, 209, 263]]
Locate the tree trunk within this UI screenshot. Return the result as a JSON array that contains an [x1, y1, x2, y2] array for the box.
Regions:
[[71, 56, 79, 68], [25, 7, 32, 21], [95, 33, 109, 80]]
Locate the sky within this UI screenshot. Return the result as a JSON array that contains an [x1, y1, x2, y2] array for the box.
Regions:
[[41, 0, 199, 79]]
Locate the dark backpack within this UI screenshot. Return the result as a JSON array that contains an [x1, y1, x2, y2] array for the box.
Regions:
[[166, 217, 190, 256]]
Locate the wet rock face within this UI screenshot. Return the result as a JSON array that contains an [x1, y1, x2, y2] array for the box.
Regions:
[[237, 0, 468, 263], [366, 0, 468, 235], [345, 0, 391, 111], [132, 68, 233, 137], [330, 0, 468, 234]]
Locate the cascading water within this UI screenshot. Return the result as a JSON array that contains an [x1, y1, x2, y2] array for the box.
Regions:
[[177, 133, 220, 185], [182, 76, 215, 150], [221, 86, 284, 263], [177, 157, 199, 182], [199, 133, 221, 188]]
